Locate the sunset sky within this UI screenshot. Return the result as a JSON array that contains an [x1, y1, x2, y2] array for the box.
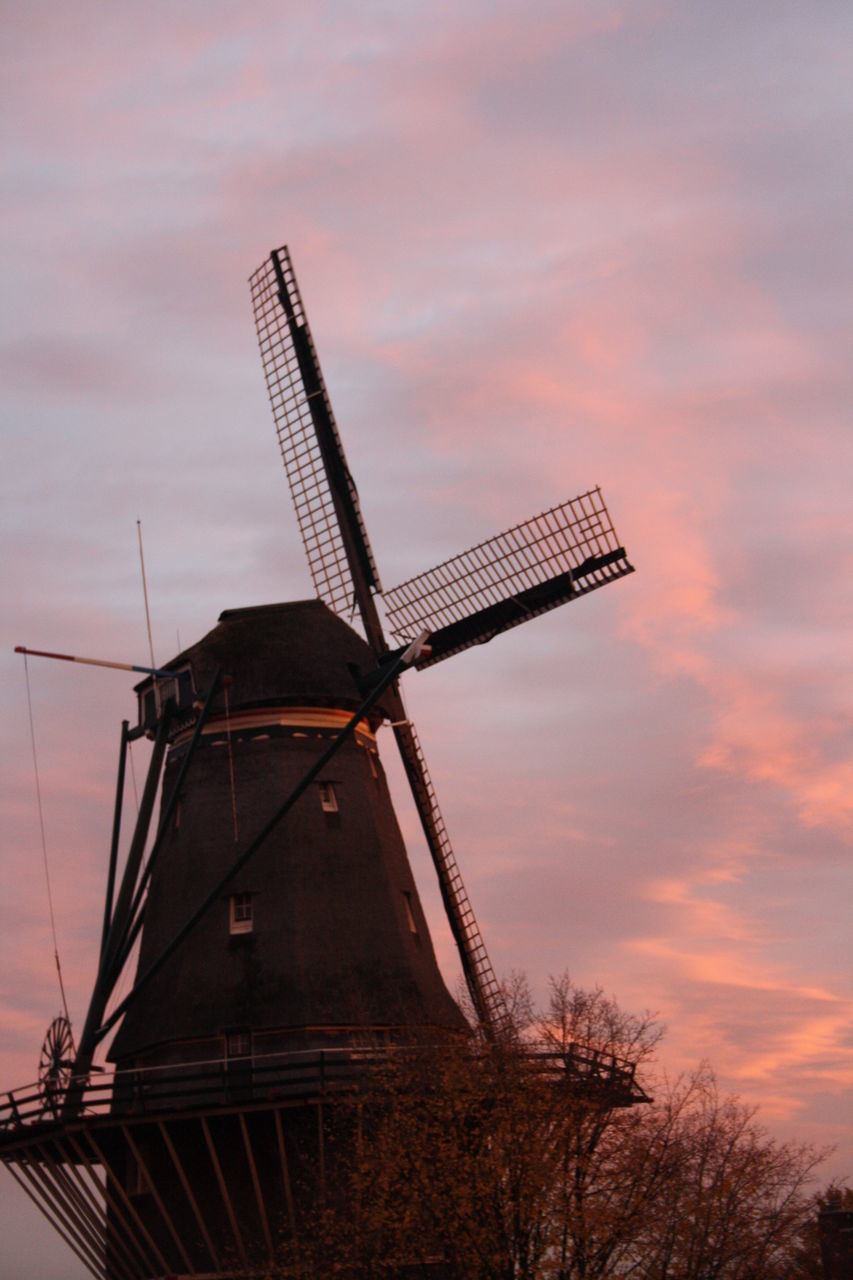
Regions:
[[2, 2, 851, 1273]]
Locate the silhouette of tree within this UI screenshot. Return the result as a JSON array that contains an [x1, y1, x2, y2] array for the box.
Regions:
[[791, 1185, 853, 1280], [279, 977, 827, 1279]]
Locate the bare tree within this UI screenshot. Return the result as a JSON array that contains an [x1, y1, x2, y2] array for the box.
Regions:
[[276, 978, 827, 1280]]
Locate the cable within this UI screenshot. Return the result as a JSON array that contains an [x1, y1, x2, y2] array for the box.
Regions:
[[23, 653, 71, 1029], [128, 740, 140, 815]]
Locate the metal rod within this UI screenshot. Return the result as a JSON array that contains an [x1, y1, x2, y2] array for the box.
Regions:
[[14, 646, 177, 678], [137, 519, 157, 673]]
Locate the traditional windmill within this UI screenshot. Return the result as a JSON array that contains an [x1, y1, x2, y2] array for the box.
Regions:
[[1, 246, 640, 1279]]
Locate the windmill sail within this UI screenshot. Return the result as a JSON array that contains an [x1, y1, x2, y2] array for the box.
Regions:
[[250, 247, 381, 623], [390, 711, 508, 1029], [382, 488, 633, 667], [251, 246, 507, 1031], [250, 247, 634, 1037]]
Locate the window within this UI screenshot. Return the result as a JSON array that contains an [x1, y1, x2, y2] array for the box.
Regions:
[[137, 664, 194, 730], [229, 893, 253, 935], [402, 891, 419, 936], [318, 781, 338, 813], [227, 1030, 252, 1058]]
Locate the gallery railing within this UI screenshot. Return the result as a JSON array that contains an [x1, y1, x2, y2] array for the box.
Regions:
[[1, 1038, 647, 1140]]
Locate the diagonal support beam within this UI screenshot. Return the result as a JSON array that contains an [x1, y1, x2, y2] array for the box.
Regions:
[[66, 706, 174, 1112], [158, 1120, 221, 1271], [100, 720, 129, 961], [107, 670, 223, 986]]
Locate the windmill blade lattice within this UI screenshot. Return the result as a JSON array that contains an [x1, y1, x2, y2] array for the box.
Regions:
[[382, 488, 633, 667], [250, 248, 381, 621], [251, 246, 508, 1032], [249, 245, 634, 1037], [390, 709, 508, 1030]]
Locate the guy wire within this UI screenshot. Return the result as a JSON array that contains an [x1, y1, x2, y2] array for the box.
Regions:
[[23, 653, 71, 1028]]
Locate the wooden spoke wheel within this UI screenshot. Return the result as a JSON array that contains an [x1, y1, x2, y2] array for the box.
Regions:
[[38, 1016, 74, 1116]]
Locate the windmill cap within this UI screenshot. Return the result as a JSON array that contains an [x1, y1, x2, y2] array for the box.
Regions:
[[139, 600, 395, 725]]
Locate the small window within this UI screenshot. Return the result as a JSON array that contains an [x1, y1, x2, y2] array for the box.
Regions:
[[230, 893, 253, 935], [227, 1031, 252, 1058], [402, 891, 418, 936], [318, 782, 338, 813]]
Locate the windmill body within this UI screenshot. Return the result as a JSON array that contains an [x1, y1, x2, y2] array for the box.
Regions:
[[110, 600, 466, 1072], [0, 245, 639, 1280]]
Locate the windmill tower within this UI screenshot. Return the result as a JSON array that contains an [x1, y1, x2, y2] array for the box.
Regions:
[[1, 246, 641, 1279]]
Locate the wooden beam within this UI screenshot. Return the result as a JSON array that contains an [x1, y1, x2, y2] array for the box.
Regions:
[[201, 1116, 248, 1270], [158, 1119, 220, 1271]]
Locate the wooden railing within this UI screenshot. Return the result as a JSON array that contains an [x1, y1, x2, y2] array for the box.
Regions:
[[1, 1040, 647, 1140]]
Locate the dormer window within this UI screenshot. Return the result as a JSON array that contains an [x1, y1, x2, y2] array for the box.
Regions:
[[318, 782, 338, 813], [229, 893, 253, 935], [137, 663, 195, 731]]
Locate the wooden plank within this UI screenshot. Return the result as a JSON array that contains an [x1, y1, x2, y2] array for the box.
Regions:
[[239, 1112, 274, 1263], [158, 1119, 221, 1271], [201, 1115, 248, 1270], [121, 1124, 196, 1275]]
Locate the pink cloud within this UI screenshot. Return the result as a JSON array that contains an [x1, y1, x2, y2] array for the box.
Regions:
[[3, 8, 852, 1263]]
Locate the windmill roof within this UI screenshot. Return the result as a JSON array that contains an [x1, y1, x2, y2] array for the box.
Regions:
[[145, 600, 396, 725]]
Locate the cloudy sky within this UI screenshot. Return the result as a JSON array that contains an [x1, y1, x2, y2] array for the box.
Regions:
[[2, 1, 851, 1272]]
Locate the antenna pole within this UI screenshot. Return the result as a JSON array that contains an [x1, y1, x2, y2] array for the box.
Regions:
[[137, 520, 156, 670]]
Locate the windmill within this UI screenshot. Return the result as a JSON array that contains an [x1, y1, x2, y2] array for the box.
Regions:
[[1, 246, 640, 1279]]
